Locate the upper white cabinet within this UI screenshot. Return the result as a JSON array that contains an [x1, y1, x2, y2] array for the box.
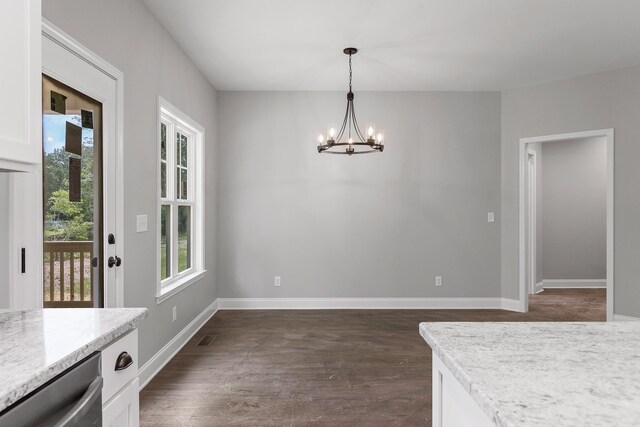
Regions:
[[0, 0, 41, 172]]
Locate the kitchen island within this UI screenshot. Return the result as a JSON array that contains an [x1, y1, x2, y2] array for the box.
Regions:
[[420, 322, 640, 427], [0, 308, 147, 424]]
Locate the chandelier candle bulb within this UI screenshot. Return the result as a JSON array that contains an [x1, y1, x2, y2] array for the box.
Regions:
[[328, 125, 336, 140], [366, 123, 375, 139]]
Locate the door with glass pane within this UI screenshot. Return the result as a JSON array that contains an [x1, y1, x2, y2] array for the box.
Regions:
[[42, 75, 104, 308]]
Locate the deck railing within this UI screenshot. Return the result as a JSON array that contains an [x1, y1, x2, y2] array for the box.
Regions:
[[43, 241, 94, 308]]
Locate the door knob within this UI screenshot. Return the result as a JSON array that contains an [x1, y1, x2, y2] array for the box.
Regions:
[[108, 256, 122, 268]]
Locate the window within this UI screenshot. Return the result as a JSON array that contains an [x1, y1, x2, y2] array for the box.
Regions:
[[157, 97, 205, 302]]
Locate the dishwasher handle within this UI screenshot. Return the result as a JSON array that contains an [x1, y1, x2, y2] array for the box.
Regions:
[[52, 376, 103, 427]]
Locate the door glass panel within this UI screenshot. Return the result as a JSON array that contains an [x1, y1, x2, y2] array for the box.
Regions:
[[178, 205, 191, 272], [42, 75, 103, 308]]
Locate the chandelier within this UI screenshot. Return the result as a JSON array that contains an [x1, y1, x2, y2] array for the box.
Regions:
[[317, 48, 384, 155]]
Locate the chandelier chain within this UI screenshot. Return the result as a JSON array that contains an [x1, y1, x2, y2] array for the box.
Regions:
[[349, 54, 352, 92]]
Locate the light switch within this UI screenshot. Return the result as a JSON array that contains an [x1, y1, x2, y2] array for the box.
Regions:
[[136, 215, 148, 232], [488, 212, 495, 223]]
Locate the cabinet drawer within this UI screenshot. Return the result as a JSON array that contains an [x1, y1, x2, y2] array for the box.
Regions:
[[102, 329, 138, 405]]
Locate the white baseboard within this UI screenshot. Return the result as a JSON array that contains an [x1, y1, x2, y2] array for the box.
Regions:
[[219, 297, 521, 311], [139, 298, 219, 390], [541, 279, 606, 289], [614, 314, 640, 321], [500, 298, 523, 312], [534, 282, 544, 294]]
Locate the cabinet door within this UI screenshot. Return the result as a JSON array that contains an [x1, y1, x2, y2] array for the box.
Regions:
[[103, 378, 140, 427], [0, 0, 41, 171], [432, 352, 493, 427]]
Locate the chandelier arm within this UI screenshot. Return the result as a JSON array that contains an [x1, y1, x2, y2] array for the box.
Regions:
[[335, 101, 350, 143], [349, 101, 368, 142], [348, 101, 353, 140]]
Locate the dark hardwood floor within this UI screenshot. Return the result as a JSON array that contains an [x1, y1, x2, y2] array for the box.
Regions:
[[140, 289, 605, 426]]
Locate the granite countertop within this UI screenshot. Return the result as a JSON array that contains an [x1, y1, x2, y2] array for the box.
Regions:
[[420, 322, 640, 427], [0, 308, 148, 412]]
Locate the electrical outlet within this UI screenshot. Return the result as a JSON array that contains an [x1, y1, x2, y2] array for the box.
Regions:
[[172, 306, 177, 322], [488, 212, 495, 223], [435, 276, 443, 287], [274, 276, 281, 287]]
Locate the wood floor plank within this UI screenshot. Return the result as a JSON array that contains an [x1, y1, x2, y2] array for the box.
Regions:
[[140, 289, 605, 426]]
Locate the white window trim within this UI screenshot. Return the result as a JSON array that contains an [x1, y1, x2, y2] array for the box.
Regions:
[[156, 96, 205, 304]]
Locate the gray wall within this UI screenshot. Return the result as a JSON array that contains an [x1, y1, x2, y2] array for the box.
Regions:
[[0, 175, 8, 308], [502, 65, 640, 317], [539, 137, 606, 280], [217, 91, 501, 298], [42, 0, 218, 365]]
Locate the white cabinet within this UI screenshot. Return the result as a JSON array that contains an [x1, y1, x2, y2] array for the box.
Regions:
[[0, 0, 42, 172], [103, 379, 140, 427], [101, 330, 140, 427], [432, 351, 494, 427]]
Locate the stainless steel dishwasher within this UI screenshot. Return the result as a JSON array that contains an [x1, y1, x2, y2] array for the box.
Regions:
[[0, 352, 102, 426]]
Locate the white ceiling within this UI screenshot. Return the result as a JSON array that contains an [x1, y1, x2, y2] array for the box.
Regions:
[[142, 0, 640, 91]]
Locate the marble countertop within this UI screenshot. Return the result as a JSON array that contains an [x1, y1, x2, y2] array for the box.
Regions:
[[420, 322, 640, 427], [0, 308, 147, 412]]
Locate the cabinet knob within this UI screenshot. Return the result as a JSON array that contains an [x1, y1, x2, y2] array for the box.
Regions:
[[115, 351, 133, 371]]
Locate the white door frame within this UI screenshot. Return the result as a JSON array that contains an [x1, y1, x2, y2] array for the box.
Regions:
[[42, 19, 125, 308], [518, 129, 614, 320], [526, 149, 540, 295], [10, 20, 125, 308]]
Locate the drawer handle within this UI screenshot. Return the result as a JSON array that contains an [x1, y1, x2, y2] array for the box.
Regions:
[[115, 351, 133, 371]]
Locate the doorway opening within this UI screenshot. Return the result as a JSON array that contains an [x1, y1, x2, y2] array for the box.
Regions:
[[519, 129, 613, 320]]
